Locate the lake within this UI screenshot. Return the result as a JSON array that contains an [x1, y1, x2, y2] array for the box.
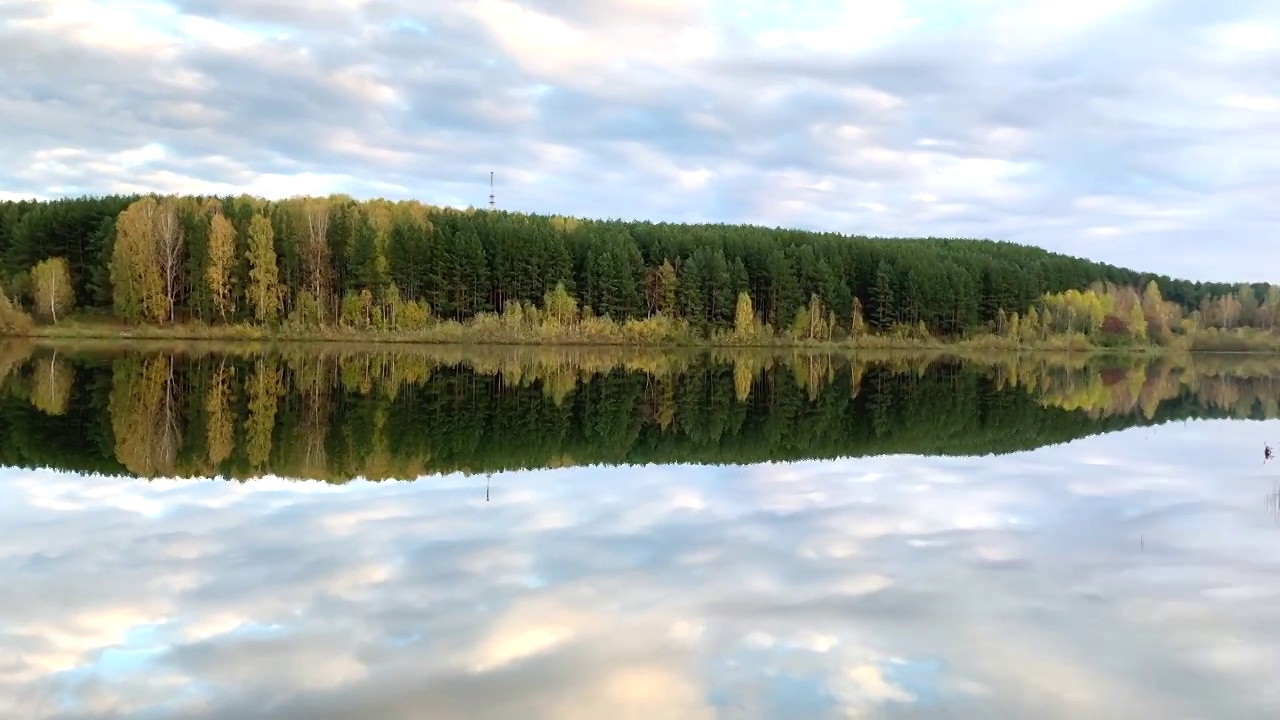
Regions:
[[3, 342, 1280, 719]]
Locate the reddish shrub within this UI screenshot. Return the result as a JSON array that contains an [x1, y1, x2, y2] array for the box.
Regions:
[[1100, 315, 1129, 335]]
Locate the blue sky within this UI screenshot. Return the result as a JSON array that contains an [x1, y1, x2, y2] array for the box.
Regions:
[[4, 419, 1280, 718], [2, 0, 1279, 282]]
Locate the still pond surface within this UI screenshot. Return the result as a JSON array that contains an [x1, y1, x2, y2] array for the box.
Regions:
[[3, 343, 1280, 719]]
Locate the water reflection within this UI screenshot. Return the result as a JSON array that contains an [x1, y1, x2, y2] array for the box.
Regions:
[[6, 343, 1280, 718], [4, 417, 1280, 718], [3, 342, 1280, 480]]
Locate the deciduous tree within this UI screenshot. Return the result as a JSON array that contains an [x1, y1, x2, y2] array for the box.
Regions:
[[206, 212, 237, 321], [110, 197, 164, 322], [154, 197, 184, 322], [31, 256, 74, 323], [246, 214, 281, 324]]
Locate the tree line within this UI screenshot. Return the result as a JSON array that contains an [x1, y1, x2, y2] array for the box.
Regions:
[[0, 347, 1270, 481], [0, 194, 1272, 340]]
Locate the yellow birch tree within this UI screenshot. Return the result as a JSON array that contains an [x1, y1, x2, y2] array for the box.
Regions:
[[31, 256, 74, 323], [246, 214, 281, 324], [206, 212, 237, 322], [110, 197, 164, 322], [734, 291, 755, 339]]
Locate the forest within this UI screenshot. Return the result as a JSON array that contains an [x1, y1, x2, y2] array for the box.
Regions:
[[0, 345, 1274, 481], [1, 194, 1277, 348]]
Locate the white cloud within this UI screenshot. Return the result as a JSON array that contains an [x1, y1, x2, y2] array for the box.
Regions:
[[10, 0, 182, 54], [2, 0, 1280, 283]]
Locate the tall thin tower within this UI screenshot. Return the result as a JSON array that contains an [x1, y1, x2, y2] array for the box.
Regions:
[[488, 171, 495, 209]]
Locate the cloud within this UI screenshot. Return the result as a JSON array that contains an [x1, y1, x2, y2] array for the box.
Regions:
[[2, 0, 1280, 281], [4, 419, 1280, 717]]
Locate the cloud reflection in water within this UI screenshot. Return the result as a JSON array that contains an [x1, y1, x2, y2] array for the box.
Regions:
[[3, 419, 1280, 719]]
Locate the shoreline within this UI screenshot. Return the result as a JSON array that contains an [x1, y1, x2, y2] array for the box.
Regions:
[[2, 320, 1270, 356]]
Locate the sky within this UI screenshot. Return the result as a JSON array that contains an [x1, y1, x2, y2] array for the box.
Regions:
[[1, 0, 1279, 282], [4, 419, 1280, 718]]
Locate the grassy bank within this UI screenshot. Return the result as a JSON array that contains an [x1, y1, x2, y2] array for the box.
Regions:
[[7, 314, 1055, 349], [8, 313, 1271, 354]]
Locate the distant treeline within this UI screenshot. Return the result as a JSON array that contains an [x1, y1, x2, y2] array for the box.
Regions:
[[0, 346, 1271, 481], [0, 195, 1271, 340]]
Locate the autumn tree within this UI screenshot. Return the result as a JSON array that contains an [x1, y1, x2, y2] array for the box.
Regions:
[[1023, 306, 1042, 342], [1142, 280, 1167, 337], [1083, 289, 1106, 333], [644, 260, 679, 316], [299, 196, 331, 314], [850, 297, 867, 336], [206, 212, 237, 322], [734, 291, 755, 338], [246, 214, 281, 324], [544, 282, 578, 326], [1127, 302, 1148, 341], [110, 197, 164, 322], [1263, 286, 1280, 330], [0, 281, 32, 334], [1217, 293, 1243, 329], [805, 294, 828, 340], [1237, 283, 1259, 327], [31, 256, 74, 322], [154, 197, 184, 322]]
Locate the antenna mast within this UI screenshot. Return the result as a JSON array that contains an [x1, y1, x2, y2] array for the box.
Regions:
[[488, 171, 495, 209]]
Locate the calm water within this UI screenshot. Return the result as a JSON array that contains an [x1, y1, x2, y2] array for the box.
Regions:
[[3, 343, 1280, 719]]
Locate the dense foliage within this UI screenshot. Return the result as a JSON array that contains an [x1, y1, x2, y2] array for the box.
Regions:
[[994, 279, 1280, 351], [0, 194, 1269, 340], [0, 347, 1270, 481]]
